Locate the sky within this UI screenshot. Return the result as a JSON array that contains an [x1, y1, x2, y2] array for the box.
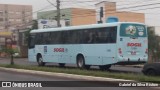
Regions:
[[0, 0, 160, 35]]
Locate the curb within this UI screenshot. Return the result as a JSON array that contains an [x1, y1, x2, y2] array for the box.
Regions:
[[0, 67, 132, 81]]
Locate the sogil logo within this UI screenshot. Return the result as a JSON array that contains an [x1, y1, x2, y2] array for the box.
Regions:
[[127, 43, 141, 47]]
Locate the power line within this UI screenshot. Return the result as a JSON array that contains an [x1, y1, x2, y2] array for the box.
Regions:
[[59, 0, 160, 16], [8, 1, 160, 27], [117, 2, 160, 10], [46, 0, 57, 7]]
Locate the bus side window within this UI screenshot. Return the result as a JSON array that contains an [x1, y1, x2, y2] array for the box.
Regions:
[[43, 32, 50, 44], [77, 30, 82, 44], [63, 31, 70, 44], [87, 29, 98, 43], [53, 31, 62, 44], [29, 35, 35, 49], [95, 29, 105, 43], [88, 32, 93, 43], [83, 30, 89, 43], [35, 33, 43, 44], [109, 27, 117, 43]]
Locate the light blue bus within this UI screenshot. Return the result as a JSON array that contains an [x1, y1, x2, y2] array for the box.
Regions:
[[28, 22, 148, 70]]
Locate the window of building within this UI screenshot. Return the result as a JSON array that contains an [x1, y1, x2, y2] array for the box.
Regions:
[[8, 11, 14, 14], [9, 19, 14, 22], [26, 19, 30, 22], [16, 12, 21, 15], [26, 12, 31, 15], [0, 18, 3, 22], [5, 18, 8, 21], [0, 11, 3, 16], [65, 19, 70, 26], [16, 19, 22, 22], [0, 26, 4, 29]]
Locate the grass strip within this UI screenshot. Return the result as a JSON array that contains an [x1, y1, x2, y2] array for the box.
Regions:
[[0, 64, 160, 83]]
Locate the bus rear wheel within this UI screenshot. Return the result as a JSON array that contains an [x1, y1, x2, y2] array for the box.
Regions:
[[99, 64, 111, 71], [59, 63, 65, 67], [37, 55, 45, 66]]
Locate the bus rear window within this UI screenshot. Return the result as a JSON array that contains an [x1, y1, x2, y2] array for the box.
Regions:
[[120, 24, 147, 37]]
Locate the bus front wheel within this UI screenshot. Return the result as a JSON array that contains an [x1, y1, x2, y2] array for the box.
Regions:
[[77, 55, 90, 69], [99, 64, 111, 71], [37, 55, 45, 66]]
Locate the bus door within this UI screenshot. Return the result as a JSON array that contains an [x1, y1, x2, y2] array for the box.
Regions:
[[28, 34, 36, 61], [118, 24, 148, 62]]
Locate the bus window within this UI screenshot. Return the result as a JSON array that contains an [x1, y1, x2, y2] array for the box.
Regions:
[[95, 27, 117, 43], [69, 30, 78, 44], [43, 32, 50, 44], [54, 31, 62, 44], [35, 33, 43, 44], [108, 27, 117, 43], [120, 24, 147, 37], [29, 34, 35, 49]]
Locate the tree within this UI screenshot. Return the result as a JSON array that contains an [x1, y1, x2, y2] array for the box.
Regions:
[[24, 20, 38, 46], [0, 47, 17, 65], [148, 27, 160, 63], [31, 20, 38, 29]]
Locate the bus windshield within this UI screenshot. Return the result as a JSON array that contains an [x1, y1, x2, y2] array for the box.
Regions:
[[120, 24, 147, 37]]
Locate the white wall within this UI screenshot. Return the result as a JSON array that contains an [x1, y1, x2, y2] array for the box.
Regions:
[[38, 19, 66, 29], [154, 27, 160, 36]]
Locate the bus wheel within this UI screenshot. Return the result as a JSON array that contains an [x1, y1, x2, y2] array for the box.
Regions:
[[77, 55, 85, 69], [99, 65, 111, 71], [85, 65, 91, 70], [37, 56, 45, 66], [146, 69, 157, 76], [59, 63, 65, 67]]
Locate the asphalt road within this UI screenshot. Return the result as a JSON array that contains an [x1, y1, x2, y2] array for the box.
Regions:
[[0, 58, 142, 73], [0, 70, 159, 90]]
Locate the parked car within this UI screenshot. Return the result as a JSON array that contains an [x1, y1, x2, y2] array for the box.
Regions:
[[142, 62, 160, 76]]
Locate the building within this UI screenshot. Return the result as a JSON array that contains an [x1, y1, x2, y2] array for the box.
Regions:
[[0, 4, 32, 57], [0, 4, 32, 43], [95, 1, 145, 23], [37, 2, 145, 27], [0, 4, 32, 31], [37, 8, 96, 26]]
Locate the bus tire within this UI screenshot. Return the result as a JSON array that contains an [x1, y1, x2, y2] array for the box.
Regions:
[[146, 69, 157, 76], [99, 64, 111, 71], [59, 63, 65, 67], [37, 55, 45, 66], [85, 65, 91, 70], [77, 55, 85, 69]]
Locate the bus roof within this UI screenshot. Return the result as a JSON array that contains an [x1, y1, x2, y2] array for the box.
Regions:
[[30, 22, 145, 33]]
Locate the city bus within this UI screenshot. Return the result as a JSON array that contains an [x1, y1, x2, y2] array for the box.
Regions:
[[28, 22, 148, 70]]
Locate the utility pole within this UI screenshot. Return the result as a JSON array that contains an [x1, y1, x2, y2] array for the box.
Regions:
[[56, 0, 61, 27], [99, 7, 103, 23]]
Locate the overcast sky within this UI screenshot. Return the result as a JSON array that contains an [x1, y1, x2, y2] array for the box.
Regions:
[[0, 0, 160, 35]]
